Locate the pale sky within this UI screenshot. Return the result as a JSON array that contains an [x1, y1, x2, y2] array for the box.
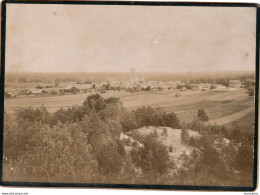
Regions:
[[5, 4, 257, 72]]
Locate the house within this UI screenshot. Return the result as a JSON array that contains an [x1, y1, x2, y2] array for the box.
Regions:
[[215, 84, 226, 89], [197, 83, 211, 90], [174, 81, 183, 85], [181, 87, 187, 91], [110, 81, 121, 87], [191, 84, 199, 90], [9, 91, 18, 97], [229, 80, 242, 88], [28, 89, 43, 94]]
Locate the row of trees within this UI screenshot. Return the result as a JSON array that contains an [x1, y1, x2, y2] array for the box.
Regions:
[[16, 94, 181, 133], [189, 78, 230, 86]]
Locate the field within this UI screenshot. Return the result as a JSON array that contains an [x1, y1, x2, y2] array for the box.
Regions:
[[161, 88, 254, 124], [4, 87, 254, 126]]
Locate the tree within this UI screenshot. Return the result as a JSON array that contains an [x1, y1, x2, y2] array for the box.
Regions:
[[16, 105, 52, 124], [235, 143, 253, 172], [133, 107, 180, 129], [161, 127, 168, 137], [164, 112, 180, 128], [210, 84, 215, 89], [169, 146, 173, 153], [198, 108, 209, 122], [131, 134, 171, 175], [83, 94, 106, 112], [79, 114, 124, 175], [104, 97, 121, 105], [142, 86, 151, 91], [94, 142, 123, 174], [52, 106, 89, 125], [175, 93, 181, 97], [3, 122, 99, 183], [4, 92, 11, 98], [181, 129, 190, 145], [119, 108, 138, 132], [134, 106, 155, 127], [248, 89, 254, 96], [198, 138, 228, 184]]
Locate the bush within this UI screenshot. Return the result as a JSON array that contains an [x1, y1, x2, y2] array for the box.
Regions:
[[3, 121, 99, 183], [175, 93, 181, 97], [161, 127, 168, 136], [132, 141, 138, 147], [117, 141, 126, 157], [104, 97, 121, 105], [133, 107, 180, 129], [198, 108, 209, 122], [120, 109, 138, 132], [141, 86, 151, 91], [94, 142, 123, 174], [181, 129, 190, 144], [122, 137, 132, 146], [52, 106, 89, 125], [249, 89, 254, 96], [131, 134, 171, 175], [4, 92, 11, 98], [16, 105, 51, 124], [83, 94, 106, 112], [36, 85, 43, 89], [210, 84, 215, 89]]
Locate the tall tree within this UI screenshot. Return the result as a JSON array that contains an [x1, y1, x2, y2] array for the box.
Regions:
[[198, 108, 209, 122]]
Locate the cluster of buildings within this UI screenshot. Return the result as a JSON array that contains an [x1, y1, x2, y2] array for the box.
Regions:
[[6, 69, 247, 98], [229, 80, 244, 88], [127, 69, 244, 91]]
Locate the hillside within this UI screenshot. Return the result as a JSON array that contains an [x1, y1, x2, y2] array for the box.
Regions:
[[125, 126, 200, 169]]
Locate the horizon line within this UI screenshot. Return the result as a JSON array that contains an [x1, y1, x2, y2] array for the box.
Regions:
[[4, 70, 255, 74]]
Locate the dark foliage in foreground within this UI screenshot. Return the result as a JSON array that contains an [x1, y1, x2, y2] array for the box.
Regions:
[[176, 120, 254, 186], [131, 133, 172, 175], [3, 94, 255, 186]]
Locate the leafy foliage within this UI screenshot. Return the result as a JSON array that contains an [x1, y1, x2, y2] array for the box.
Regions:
[[3, 117, 98, 183], [131, 133, 171, 175], [181, 129, 190, 145], [197, 108, 209, 122], [3, 93, 255, 186], [132, 106, 180, 131]]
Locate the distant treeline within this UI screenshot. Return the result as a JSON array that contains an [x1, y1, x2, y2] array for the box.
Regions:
[[5, 71, 255, 83]]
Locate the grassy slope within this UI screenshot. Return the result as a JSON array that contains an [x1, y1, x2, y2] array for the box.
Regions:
[[228, 110, 255, 132]]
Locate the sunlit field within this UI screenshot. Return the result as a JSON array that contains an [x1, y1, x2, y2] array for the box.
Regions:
[[5, 88, 254, 126]]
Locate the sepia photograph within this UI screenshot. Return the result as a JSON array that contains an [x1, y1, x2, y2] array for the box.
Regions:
[[1, 1, 258, 190]]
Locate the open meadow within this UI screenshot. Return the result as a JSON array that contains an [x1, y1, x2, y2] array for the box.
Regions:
[[4, 87, 254, 126]]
